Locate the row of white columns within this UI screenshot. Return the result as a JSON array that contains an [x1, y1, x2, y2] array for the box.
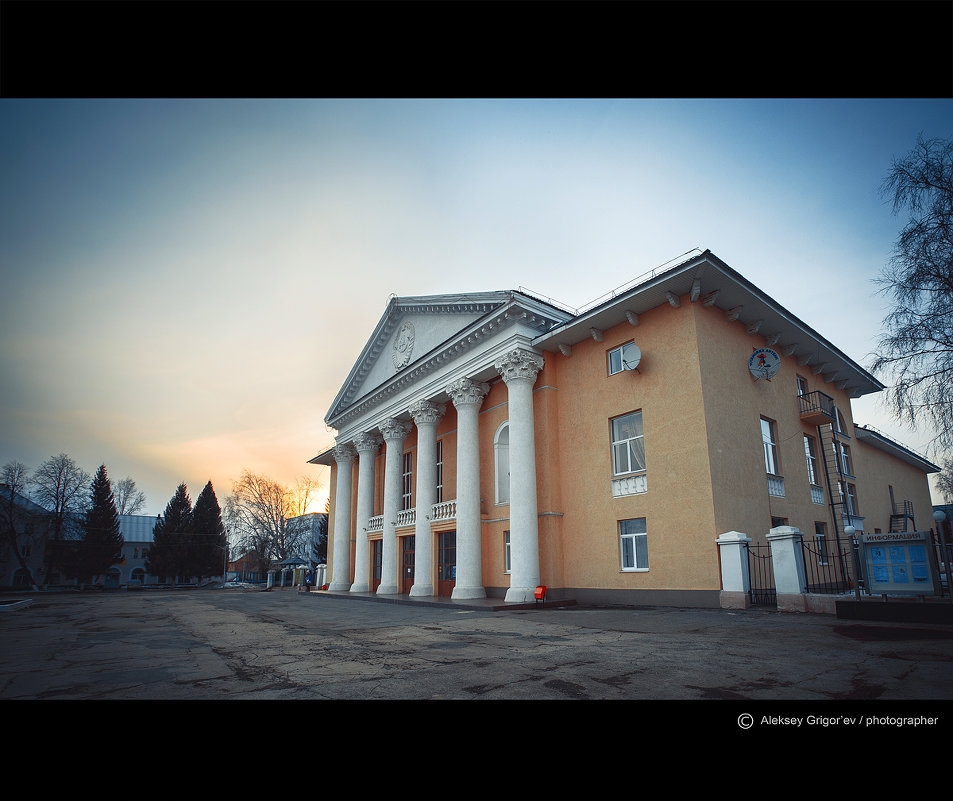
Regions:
[[327, 347, 545, 603]]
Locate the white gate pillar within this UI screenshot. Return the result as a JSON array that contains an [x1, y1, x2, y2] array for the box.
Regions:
[[767, 525, 808, 612], [716, 531, 751, 609]]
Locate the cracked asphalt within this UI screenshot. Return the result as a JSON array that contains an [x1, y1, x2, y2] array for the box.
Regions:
[[2, 588, 952, 703]]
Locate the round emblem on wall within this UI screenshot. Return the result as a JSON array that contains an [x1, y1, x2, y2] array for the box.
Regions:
[[392, 321, 415, 369], [749, 347, 781, 381]]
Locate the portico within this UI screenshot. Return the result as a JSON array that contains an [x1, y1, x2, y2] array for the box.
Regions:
[[312, 291, 569, 604]]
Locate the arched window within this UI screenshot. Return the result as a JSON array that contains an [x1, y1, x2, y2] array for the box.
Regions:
[[494, 422, 510, 504], [130, 567, 145, 584]]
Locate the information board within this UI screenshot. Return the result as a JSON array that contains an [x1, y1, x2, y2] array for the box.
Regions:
[[859, 531, 937, 596]]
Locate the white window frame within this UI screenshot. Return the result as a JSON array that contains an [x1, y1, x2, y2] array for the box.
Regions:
[[504, 530, 511, 574], [611, 411, 645, 477], [619, 518, 649, 571], [608, 342, 634, 376], [803, 434, 819, 485], [435, 439, 444, 503], [401, 452, 412, 511], [494, 422, 510, 505], [761, 417, 780, 476]]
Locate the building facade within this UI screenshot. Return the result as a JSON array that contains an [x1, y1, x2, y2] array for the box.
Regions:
[[311, 250, 940, 607]]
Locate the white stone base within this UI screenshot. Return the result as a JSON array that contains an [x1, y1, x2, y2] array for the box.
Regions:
[[452, 585, 487, 600], [349, 583, 369, 593], [327, 582, 351, 592], [504, 586, 535, 603], [409, 584, 434, 597], [376, 584, 399, 595]]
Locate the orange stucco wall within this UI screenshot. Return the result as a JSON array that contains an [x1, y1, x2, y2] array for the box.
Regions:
[[325, 293, 936, 602]]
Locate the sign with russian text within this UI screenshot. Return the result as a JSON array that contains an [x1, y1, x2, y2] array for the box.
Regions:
[[859, 531, 937, 595]]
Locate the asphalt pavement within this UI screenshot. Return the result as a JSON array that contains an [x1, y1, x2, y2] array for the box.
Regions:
[[2, 587, 951, 744]]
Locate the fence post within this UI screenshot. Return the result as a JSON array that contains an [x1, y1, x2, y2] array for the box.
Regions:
[[716, 531, 751, 609], [767, 526, 807, 612]]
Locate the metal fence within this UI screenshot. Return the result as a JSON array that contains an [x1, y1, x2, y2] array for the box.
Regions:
[[801, 535, 859, 595], [746, 542, 776, 606]]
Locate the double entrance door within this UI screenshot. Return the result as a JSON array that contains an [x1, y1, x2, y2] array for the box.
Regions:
[[371, 531, 456, 596]]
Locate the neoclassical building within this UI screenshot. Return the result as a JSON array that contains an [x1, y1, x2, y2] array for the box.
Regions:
[[310, 250, 939, 607]]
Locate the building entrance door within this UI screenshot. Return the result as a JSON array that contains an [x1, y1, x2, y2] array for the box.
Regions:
[[401, 535, 415, 595], [437, 530, 456, 597], [371, 539, 382, 593]]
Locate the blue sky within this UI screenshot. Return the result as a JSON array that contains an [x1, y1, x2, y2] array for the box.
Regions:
[[1, 98, 951, 512]]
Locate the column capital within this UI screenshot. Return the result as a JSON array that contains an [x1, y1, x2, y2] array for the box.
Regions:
[[353, 431, 383, 455], [409, 398, 447, 426], [446, 377, 490, 408], [332, 441, 357, 464], [495, 348, 544, 384], [380, 417, 412, 442]]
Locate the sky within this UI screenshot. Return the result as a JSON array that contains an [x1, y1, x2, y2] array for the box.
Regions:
[[1, 98, 951, 515]]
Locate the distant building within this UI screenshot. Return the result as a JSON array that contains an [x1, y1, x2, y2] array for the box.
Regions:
[[311, 249, 941, 608]]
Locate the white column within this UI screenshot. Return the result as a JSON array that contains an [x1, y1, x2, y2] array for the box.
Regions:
[[327, 441, 356, 592], [496, 348, 544, 603], [447, 378, 490, 600], [378, 417, 411, 595], [767, 525, 807, 612], [409, 399, 446, 597], [350, 431, 381, 594]]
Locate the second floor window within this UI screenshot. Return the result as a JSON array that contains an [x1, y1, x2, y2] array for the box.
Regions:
[[435, 439, 444, 503], [761, 418, 780, 475], [402, 452, 412, 510], [803, 434, 819, 485], [611, 411, 645, 476]]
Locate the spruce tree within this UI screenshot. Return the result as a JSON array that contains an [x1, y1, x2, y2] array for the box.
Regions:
[[78, 464, 124, 583], [147, 483, 192, 582], [190, 481, 227, 580]]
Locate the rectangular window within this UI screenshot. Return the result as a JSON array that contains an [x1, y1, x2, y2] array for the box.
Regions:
[[504, 530, 511, 573], [803, 434, 819, 485], [835, 442, 853, 476], [620, 518, 648, 571], [611, 411, 645, 476], [815, 521, 829, 565], [608, 342, 634, 376], [402, 452, 412, 510], [761, 418, 780, 475], [436, 439, 444, 503], [796, 375, 809, 397], [839, 481, 859, 516]]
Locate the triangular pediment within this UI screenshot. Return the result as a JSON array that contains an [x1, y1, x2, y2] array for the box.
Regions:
[[325, 292, 513, 424]]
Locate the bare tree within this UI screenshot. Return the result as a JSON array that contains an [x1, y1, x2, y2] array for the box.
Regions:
[[30, 453, 90, 583], [224, 470, 324, 562], [1, 461, 47, 590], [872, 134, 953, 456], [937, 458, 953, 504], [114, 476, 147, 515]]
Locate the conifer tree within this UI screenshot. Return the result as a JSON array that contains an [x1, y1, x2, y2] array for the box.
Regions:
[[77, 464, 124, 582], [147, 483, 192, 581], [190, 480, 227, 580]]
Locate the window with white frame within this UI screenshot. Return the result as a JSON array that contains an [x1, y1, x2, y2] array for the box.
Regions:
[[619, 518, 648, 571], [803, 434, 819, 484], [401, 452, 412, 510], [835, 441, 853, 476], [761, 418, 780, 475], [839, 480, 859, 516], [611, 411, 645, 476], [796, 374, 809, 397], [494, 422, 510, 504], [608, 342, 634, 376], [814, 521, 829, 565], [504, 530, 511, 573], [436, 439, 444, 503]]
